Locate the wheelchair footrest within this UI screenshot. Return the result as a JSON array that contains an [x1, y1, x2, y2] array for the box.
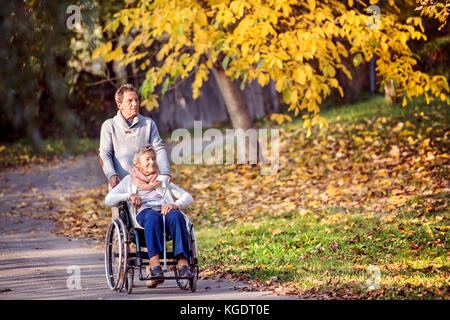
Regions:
[[139, 275, 193, 281], [130, 251, 193, 261]]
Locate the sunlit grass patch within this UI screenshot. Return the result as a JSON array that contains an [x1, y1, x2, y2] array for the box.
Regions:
[[196, 201, 449, 299]]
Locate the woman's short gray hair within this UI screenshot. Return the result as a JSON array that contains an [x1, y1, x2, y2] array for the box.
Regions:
[[133, 145, 156, 164]]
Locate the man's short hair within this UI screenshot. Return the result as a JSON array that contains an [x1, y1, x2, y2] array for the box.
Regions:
[[115, 83, 139, 106]]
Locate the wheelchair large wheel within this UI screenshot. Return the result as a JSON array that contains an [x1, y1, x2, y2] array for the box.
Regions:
[[104, 218, 128, 291]]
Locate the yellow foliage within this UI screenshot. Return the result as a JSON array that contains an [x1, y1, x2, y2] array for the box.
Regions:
[[92, 41, 112, 60], [104, 46, 123, 63], [93, 0, 449, 126], [270, 113, 292, 125]]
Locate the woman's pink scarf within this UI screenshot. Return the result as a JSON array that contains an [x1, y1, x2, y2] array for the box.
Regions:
[[130, 166, 161, 191]]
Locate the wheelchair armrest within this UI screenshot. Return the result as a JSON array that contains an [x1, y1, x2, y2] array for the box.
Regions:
[[117, 201, 128, 210]]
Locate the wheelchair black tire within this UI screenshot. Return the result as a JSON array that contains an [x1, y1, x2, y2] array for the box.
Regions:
[[189, 227, 198, 292]]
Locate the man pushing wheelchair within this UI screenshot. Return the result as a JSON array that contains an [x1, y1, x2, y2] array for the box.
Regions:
[[100, 84, 196, 291]]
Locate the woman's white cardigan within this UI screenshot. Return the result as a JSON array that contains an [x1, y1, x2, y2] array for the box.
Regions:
[[105, 175, 194, 229]]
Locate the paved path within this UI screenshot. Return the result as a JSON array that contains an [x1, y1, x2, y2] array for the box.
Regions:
[[0, 153, 296, 300]]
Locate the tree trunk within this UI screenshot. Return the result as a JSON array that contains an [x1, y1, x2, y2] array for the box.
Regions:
[[384, 79, 397, 106], [211, 65, 253, 130], [211, 65, 261, 164]]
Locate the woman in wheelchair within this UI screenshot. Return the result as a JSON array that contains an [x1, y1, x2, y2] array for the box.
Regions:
[[105, 145, 194, 287]]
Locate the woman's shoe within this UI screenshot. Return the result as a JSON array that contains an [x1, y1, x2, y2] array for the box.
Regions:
[[150, 266, 164, 284], [178, 265, 193, 278], [146, 280, 158, 288]]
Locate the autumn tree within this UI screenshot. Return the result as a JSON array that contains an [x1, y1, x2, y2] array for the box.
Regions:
[[94, 0, 449, 139], [415, 0, 449, 30]]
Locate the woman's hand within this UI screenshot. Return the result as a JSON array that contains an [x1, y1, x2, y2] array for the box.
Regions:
[[129, 194, 142, 208], [161, 203, 178, 215]]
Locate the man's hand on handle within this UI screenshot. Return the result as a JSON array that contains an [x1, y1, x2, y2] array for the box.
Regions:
[[109, 175, 120, 188]]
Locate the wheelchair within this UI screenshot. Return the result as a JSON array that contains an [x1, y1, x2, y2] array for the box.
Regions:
[[104, 201, 199, 294]]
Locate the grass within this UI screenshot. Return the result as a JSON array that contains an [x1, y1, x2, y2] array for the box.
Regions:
[[290, 94, 449, 126], [197, 205, 448, 299]]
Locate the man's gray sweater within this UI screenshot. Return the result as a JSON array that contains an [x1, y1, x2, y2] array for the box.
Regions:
[[99, 111, 171, 181]]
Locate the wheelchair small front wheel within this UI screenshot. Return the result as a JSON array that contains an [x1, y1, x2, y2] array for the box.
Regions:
[[124, 267, 134, 294]]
